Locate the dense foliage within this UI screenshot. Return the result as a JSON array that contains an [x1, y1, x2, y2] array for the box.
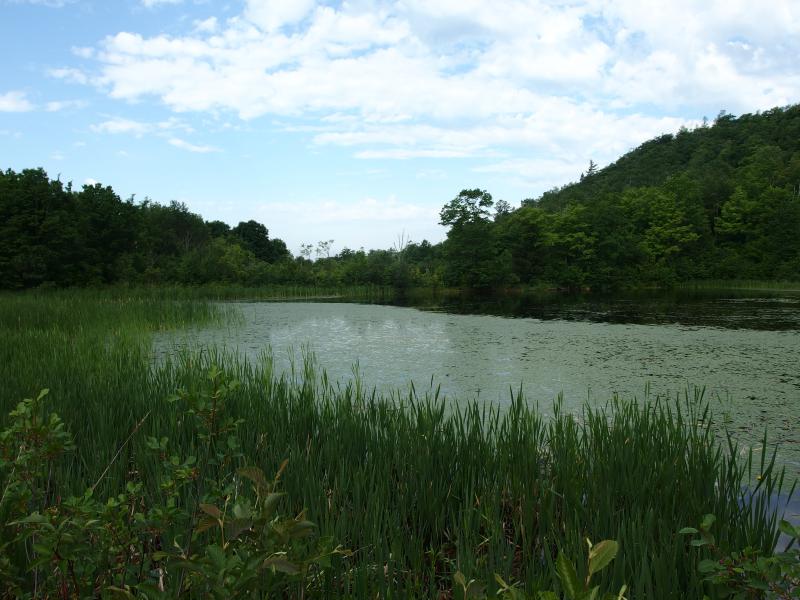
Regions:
[[2, 104, 800, 289]]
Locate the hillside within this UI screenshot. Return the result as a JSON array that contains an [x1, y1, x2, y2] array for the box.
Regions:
[[535, 105, 800, 213], [462, 105, 800, 287]]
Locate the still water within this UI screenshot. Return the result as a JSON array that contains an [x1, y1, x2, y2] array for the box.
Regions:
[[153, 291, 800, 476]]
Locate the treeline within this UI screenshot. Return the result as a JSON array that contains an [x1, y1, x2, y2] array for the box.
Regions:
[[0, 167, 442, 290], [2, 104, 799, 290]]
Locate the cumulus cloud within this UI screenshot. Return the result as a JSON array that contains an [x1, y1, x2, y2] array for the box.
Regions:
[[245, 0, 316, 32], [141, 0, 182, 7], [91, 117, 151, 136], [49, 67, 90, 85], [168, 137, 219, 153], [90, 116, 206, 155], [45, 99, 87, 111], [58, 1, 800, 175], [0, 91, 34, 112], [193, 17, 218, 34]]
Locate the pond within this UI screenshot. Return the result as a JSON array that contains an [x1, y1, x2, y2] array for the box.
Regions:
[[153, 290, 800, 481]]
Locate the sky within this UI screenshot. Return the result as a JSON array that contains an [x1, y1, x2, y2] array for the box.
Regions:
[[1, 1, 799, 254]]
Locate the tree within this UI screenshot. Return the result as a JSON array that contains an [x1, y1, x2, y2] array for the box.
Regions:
[[439, 189, 493, 227], [439, 189, 512, 288], [206, 220, 231, 238], [315, 240, 334, 259], [75, 182, 139, 283], [232, 220, 271, 262], [493, 199, 513, 221]]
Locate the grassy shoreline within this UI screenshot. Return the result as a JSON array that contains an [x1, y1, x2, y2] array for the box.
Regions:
[[1, 288, 796, 597]]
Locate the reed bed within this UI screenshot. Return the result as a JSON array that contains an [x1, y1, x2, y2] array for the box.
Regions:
[[0, 289, 794, 598]]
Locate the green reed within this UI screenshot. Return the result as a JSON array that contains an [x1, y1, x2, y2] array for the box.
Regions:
[[0, 288, 794, 598]]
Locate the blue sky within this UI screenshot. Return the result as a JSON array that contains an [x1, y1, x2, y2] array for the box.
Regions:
[[2, 0, 799, 254]]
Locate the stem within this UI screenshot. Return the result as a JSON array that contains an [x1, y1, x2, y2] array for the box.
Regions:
[[91, 411, 150, 493]]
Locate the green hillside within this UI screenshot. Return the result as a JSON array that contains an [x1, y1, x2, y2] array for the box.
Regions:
[[483, 105, 800, 286]]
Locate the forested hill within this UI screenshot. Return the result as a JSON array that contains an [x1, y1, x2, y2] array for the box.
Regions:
[[2, 105, 799, 290], [458, 104, 800, 287], [535, 105, 800, 212]]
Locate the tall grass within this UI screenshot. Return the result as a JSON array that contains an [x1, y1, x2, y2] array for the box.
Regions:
[[1, 289, 794, 597]]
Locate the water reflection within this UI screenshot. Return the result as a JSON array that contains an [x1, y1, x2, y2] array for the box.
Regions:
[[153, 291, 800, 479], [386, 288, 800, 331]]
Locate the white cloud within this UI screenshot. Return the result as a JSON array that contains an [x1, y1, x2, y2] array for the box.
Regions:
[[49, 67, 90, 85], [254, 196, 445, 252], [193, 16, 218, 33], [245, 0, 316, 32], [91, 117, 151, 136], [141, 0, 182, 7], [84, 177, 98, 186], [168, 137, 219, 153], [45, 99, 87, 112], [266, 196, 436, 223], [0, 91, 34, 112], [474, 158, 590, 194], [59, 0, 800, 186], [90, 116, 194, 137], [71, 46, 95, 59]]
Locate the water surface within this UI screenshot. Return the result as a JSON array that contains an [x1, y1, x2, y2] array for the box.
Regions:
[[154, 292, 800, 481]]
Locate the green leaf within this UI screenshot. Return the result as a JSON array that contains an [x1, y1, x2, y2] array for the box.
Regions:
[[225, 518, 252, 542], [262, 492, 284, 518], [11, 512, 50, 526], [199, 503, 222, 519], [698, 559, 718, 573], [588, 540, 618, 576], [678, 527, 698, 535], [206, 544, 227, 572], [778, 519, 799, 538], [288, 519, 316, 539], [556, 552, 581, 600], [238, 466, 269, 491], [537, 593, 559, 600], [454, 571, 467, 589], [195, 516, 218, 535], [700, 514, 716, 531], [264, 554, 300, 575]]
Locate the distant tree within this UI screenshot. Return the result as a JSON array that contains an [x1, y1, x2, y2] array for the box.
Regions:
[[580, 160, 598, 181], [315, 239, 334, 259], [299, 244, 313, 261], [439, 189, 494, 227], [232, 220, 271, 261], [230, 220, 289, 263], [493, 199, 513, 221], [439, 189, 513, 288], [75, 182, 139, 283], [206, 220, 231, 238]]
